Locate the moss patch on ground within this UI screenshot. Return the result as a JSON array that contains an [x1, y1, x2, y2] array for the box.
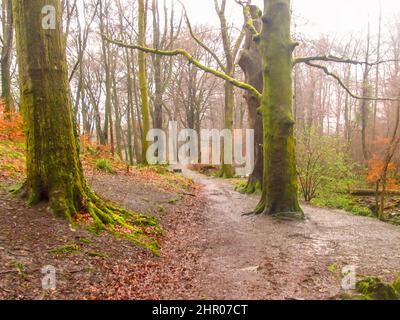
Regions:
[[355, 276, 400, 300]]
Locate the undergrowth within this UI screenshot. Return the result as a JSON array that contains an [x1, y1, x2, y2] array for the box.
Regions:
[[311, 193, 373, 217]]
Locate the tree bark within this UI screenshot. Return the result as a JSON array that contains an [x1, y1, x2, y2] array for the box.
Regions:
[[360, 23, 372, 161], [238, 5, 263, 193], [151, 0, 163, 130], [99, 0, 114, 152], [12, 0, 139, 227], [138, 0, 151, 164], [1, 0, 15, 113], [112, 64, 123, 159], [214, 0, 244, 178], [256, 0, 303, 218], [372, 5, 382, 142]]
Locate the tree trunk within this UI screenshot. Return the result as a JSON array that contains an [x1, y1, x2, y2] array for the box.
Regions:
[[13, 0, 138, 227], [221, 81, 234, 178], [111, 56, 123, 160], [372, 5, 382, 142], [127, 52, 141, 163], [1, 0, 15, 113], [99, 0, 113, 152], [360, 23, 372, 162], [256, 0, 303, 218], [238, 5, 263, 193], [138, 0, 151, 165], [152, 0, 163, 130], [215, 0, 241, 179]]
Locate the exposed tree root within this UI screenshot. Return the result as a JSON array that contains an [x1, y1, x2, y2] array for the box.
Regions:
[[243, 197, 304, 221], [13, 181, 161, 255]]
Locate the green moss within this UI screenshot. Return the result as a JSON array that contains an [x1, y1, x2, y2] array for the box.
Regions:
[[393, 277, 400, 293], [13, 261, 28, 280], [145, 241, 160, 256], [236, 179, 262, 194], [113, 231, 160, 256], [96, 158, 115, 173], [50, 243, 82, 255], [7, 182, 24, 193], [387, 215, 400, 226], [0, 143, 25, 158], [167, 197, 179, 205], [87, 222, 104, 236], [328, 263, 338, 273], [311, 194, 373, 217], [356, 277, 399, 300], [78, 237, 92, 244], [86, 251, 110, 259]]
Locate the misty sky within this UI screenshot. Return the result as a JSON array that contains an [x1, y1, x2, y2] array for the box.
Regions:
[[181, 0, 400, 38]]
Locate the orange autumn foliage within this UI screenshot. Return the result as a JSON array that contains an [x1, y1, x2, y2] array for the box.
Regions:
[[0, 99, 24, 141], [372, 138, 391, 146], [366, 154, 398, 186]]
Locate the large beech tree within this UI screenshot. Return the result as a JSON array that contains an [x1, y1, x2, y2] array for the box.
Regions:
[[13, 0, 153, 232], [254, 0, 303, 217]]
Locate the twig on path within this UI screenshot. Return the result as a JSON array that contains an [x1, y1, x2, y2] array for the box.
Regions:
[[0, 270, 16, 275], [182, 192, 196, 197], [242, 211, 257, 216], [0, 286, 12, 293]]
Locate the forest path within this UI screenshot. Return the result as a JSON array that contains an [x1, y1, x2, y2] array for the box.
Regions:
[[182, 167, 400, 300]]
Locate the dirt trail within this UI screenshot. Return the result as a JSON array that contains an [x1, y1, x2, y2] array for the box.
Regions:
[[183, 168, 400, 300], [1, 166, 399, 300]]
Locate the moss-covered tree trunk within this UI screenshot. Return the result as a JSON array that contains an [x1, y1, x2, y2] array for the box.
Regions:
[[1, 0, 15, 113], [215, 0, 242, 179], [256, 0, 303, 218], [221, 81, 234, 178], [13, 0, 87, 218], [12, 0, 139, 228], [238, 5, 264, 193], [138, 0, 151, 165]]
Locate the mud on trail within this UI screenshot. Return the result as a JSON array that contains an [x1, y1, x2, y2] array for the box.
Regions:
[[182, 168, 400, 300]]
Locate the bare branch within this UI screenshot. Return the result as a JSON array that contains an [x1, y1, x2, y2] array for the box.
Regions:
[[294, 55, 400, 67], [68, 0, 100, 82], [304, 61, 400, 102], [103, 35, 262, 99], [177, 0, 227, 72]]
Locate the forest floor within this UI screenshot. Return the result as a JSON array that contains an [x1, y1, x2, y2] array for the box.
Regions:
[[0, 165, 208, 299], [1, 157, 400, 299]]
